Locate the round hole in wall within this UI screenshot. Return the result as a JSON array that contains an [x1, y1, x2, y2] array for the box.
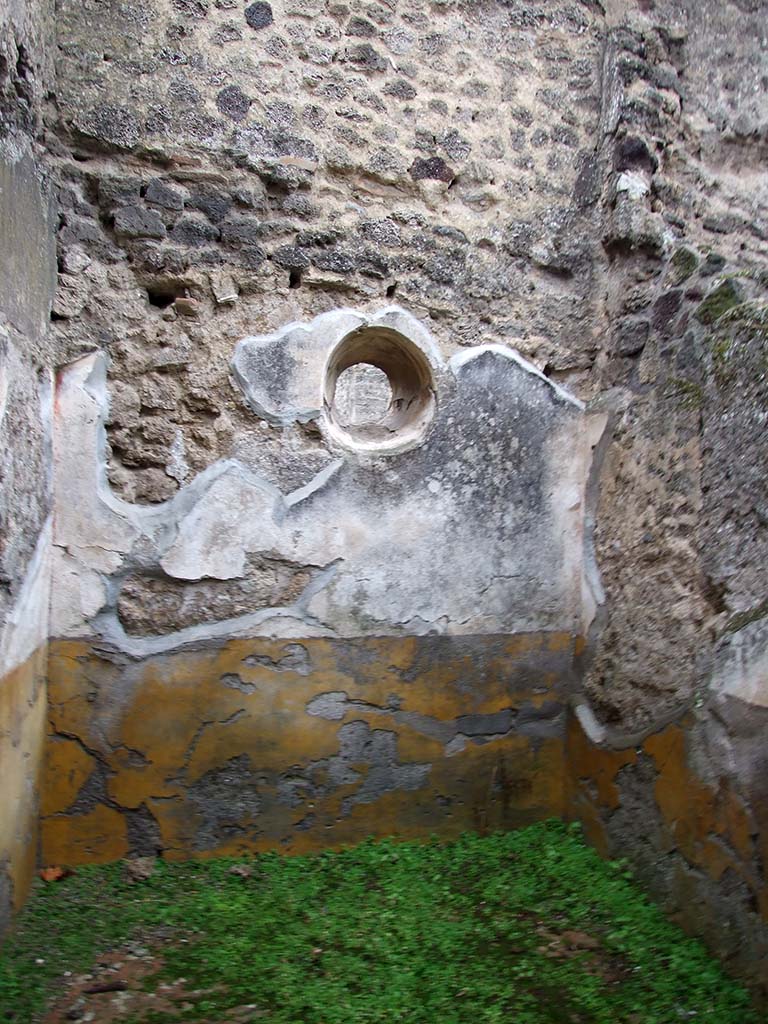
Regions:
[[323, 327, 436, 452]]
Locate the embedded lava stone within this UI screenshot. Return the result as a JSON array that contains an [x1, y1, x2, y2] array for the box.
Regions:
[[74, 104, 140, 151], [170, 218, 221, 246], [113, 205, 166, 240], [144, 179, 184, 211], [216, 85, 251, 122], [652, 289, 683, 333], [273, 245, 311, 271], [345, 43, 387, 72], [245, 1, 273, 29], [409, 156, 454, 183], [384, 79, 417, 100], [346, 16, 376, 38]]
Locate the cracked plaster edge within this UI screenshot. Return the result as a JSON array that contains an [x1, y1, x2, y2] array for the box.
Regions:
[[283, 458, 344, 512], [70, 557, 345, 659], [61, 329, 590, 562], [71, 353, 278, 538], [570, 694, 696, 752], [54, 620, 580, 666], [232, 306, 587, 432], [0, 516, 52, 677], [76, 607, 338, 661], [54, 352, 349, 588], [53, 323, 599, 654], [230, 315, 334, 427], [305, 690, 566, 759], [448, 344, 586, 411], [50, 352, 352, 645], [234, 304, 446, 371]]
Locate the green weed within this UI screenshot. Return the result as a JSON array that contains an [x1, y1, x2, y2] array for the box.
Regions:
[[0, 821, 762, 1023]]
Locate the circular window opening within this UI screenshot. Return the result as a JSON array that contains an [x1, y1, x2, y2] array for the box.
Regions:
[[324, 327, 436, 451]]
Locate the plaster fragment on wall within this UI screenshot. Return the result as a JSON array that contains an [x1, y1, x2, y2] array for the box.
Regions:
[[55, 355, 139, 559], [160, 469, 283, 581], [456, 710, 515, 736], [187, 754, 264, 851], [50, 548, 106, 638], [306, 691, 349, 720], [166, 430, 190, 486], [242, 642, 311, 674], [331, 721, 431, 816], [220, 673, 256, 695]]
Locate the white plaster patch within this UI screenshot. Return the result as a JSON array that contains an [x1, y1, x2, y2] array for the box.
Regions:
[[448, 343, 585, 411], [49, 546, 107, 639], [160, 469, 284, 581], [166, 429, 190, 486], [616, 170, 650, 200], [54, 355, 140, 556], [573, 702, 607, 745], [0, 517, 51, 675], [712, 618, 768, 708], [67, 544, 124, 575], [232, 306, 446, 434]]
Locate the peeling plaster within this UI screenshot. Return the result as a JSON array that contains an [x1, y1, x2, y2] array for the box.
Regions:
[[52, 308, 605, 653]]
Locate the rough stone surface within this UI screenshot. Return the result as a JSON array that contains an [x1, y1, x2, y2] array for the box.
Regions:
[[0, 0, 56, 939], [117, 559, 313, 636], [581, 4, 768, 733], [48, 0, 608, 503]]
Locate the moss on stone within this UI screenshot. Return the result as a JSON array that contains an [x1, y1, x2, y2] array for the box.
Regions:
[[720, 299, 768, 340], [695, 280, 742, 325], [709, 334, 735, 385], [669, 245, 699, 285]]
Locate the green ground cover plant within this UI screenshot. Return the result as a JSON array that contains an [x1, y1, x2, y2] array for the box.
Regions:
[[0, 820, 762, 1024]]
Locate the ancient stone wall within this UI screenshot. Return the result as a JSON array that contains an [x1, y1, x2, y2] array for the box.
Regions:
[[40, 0, 610, 879], [48, 0, 606, 504], [586, 0, 768, 729], [42, 305, 603, 859], [0, 0, 57, 934], [1, 0, 768, 1000], [572, 0, 768, 996]]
